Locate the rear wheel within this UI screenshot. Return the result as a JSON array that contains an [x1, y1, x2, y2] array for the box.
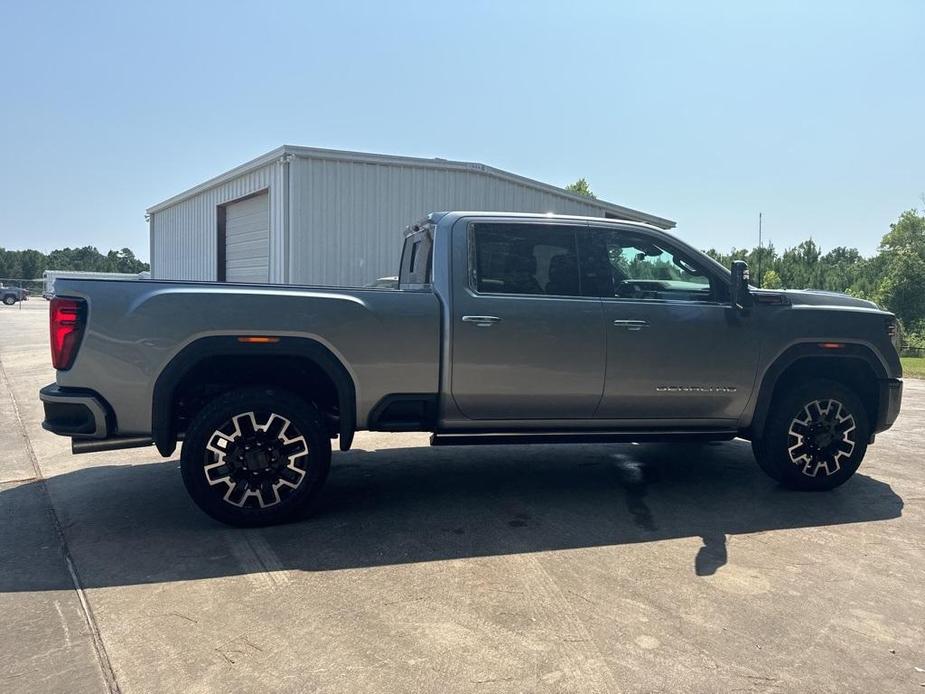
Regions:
[[752, 379, 869, 490], [2, 295, 15, 305], [181, 388, 331, 526]]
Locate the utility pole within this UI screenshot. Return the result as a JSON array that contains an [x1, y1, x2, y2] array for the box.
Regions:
[[757, 212, 763, 288]]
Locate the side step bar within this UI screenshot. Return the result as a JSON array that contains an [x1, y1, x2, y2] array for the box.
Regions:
[[430, 430, 738, 447], [72, 436, 154, 454]]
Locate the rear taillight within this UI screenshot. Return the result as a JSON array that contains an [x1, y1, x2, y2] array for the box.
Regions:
[[49, 297, 87, 370]]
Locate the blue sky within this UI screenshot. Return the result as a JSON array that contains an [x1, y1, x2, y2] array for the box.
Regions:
[[1, 0, 922, 260]]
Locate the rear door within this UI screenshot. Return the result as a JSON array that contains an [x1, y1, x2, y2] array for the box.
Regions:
[[578, 226, 759, 421], [450, 220, 605, 420]]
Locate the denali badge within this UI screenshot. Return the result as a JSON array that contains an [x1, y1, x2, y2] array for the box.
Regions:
[[656, 385, 737, 393]]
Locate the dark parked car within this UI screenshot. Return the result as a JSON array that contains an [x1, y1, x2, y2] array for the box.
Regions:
[[1, 285, 28, 305]]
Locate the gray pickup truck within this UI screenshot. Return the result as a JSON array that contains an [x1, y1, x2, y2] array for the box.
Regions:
[[40, 212, 903, 526]]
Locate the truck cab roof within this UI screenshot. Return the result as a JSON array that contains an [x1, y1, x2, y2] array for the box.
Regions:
[[422, 210, 669, 231]]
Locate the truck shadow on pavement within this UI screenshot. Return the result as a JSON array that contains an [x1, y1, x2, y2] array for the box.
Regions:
[[0, 440, 903, 591]]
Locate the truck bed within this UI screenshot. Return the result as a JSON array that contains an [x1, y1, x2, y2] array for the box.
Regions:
[[52, 277, 441, 436]]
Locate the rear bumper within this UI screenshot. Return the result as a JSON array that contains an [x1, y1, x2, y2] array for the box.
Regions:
[[874, 378, 903, 434], [40, 383, 111, 438]]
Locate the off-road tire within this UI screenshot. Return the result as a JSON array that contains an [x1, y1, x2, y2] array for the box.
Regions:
[[752, 378, 869, 491], [750, 437, 782, 481], [181, 387, 331, 526]]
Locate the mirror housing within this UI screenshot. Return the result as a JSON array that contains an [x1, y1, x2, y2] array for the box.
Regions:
[[730, 260, 753, 312]]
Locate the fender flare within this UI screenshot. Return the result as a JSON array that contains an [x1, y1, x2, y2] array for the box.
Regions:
[[748, 341, 887, 437], [152, 336, 356, 456]]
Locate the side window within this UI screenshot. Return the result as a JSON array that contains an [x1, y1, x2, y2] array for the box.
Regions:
[[469, 223, 580, 297], [579, 229, 717, 302], [399, 231, 432, 288]]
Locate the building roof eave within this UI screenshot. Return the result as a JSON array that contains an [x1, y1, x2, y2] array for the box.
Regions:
[[146, 145, 676, 229]]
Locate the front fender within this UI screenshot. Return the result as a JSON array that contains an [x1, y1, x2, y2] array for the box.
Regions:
[[744, 341, 890, 436]]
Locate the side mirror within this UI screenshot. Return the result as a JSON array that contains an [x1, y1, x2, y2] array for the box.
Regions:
[[730, 260, 753, 312]]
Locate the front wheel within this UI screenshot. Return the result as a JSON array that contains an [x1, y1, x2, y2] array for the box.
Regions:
[[752, 379, 869, 491], [181, 388, 331, 526], [2, 296, 15, 305]]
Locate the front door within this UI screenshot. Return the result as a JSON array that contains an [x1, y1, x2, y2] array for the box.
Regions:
[[450, 220, 605, 420], [578, 226, 759, 421]]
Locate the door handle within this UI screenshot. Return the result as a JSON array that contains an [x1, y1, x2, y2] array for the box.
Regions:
[[613, 319, 649, 331], [462, 315, 502, 327]]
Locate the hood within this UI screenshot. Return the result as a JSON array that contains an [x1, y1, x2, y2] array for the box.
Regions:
[[757, 288, 880, 310]]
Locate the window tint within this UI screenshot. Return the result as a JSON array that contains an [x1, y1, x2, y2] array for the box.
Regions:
[[579, 229, 715, 302], [399, 231, 432, 287], [470, 224, 580, 296]]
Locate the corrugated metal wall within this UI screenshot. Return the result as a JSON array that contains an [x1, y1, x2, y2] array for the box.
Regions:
[[150, 162, 285, 281], [151, 151, 631, 287], [288, 158, 610, 287]]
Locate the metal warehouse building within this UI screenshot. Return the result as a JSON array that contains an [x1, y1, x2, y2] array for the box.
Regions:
[[148, 145, 675, 287]]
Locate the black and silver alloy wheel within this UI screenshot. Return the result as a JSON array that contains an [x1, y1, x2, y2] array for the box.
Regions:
[[181, 388, 331, 526], [204, 411, 310, 509], [752, 378, 869, 491], [786, 399, 856, 478]]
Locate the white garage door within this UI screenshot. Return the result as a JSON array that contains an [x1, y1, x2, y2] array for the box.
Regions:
[[224, 193, 269, 283]]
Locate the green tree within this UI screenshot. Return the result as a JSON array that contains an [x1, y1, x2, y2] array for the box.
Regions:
[[779, 239, 822, 289], [705, 246, 750, 268], [0, 245, 149, 279], [18, 249, 45, 280], [750, 243, 778, 286], [565, 178, 596, 199], [878, 248, 925, 329], [761, 269, 782, 289], [105, 248, 147, 273], [875, 209, 925, 334], [879, 209, 925, 254], [818, 246, 866, 293]]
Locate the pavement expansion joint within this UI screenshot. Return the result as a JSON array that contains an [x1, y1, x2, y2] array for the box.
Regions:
[[0, 355, 122, 694]]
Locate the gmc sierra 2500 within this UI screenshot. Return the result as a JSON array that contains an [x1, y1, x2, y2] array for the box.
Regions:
[[40, 212, 903, 526]]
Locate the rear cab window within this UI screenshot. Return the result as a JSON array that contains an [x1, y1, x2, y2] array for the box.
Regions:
[[399, 229, 433, 289], [468, 223, 582, 297]]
